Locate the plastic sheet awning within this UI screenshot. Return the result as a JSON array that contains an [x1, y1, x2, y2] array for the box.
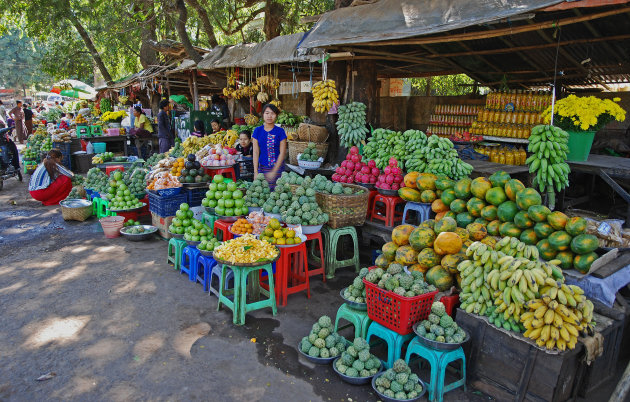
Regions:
[[298, 0, 564, 48]]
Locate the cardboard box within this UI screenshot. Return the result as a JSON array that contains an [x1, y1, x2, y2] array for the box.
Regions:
[[151, 212, 174, 239]]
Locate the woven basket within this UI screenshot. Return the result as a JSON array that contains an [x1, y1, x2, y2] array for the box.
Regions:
[[297, 123, 328, 143], [316, 183, 369, 228], [288, 141, 329, 165], [60, 200, 93, 222]]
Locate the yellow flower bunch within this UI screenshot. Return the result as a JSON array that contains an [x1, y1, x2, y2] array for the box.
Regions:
[[101, 110, 128, 123], [541, 95, 626, 132]]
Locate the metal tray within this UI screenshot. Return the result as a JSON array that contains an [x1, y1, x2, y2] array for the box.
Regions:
[[109, 202, 147, 212], [168, 230, 184, 239], [332, 357, 383, 385], [202, 164, 235, 170], [181, 182, 209, 189], [339, 288, 367, 311], [297, 342, 337, 365], [213, 251, 280, 268], [371, 375, 426, 402], [376, 187, 399, 197], [356, 182, 376, 191], [204, 207, 216, 214], [412, 322, 470, 351], [119, 225, 158, 241], [198, 249, 216, 257], [215, 215, 243, 223], [185, 239, 201, 246]]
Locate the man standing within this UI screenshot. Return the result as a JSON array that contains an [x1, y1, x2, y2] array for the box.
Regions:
[[23, 103, 34, 136], [0, 100, 7, 125], [9, 100, 26, 144], [157, 99, 174, 153]]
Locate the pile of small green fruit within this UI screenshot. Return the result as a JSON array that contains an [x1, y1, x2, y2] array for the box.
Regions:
[[244, 174, 271, 207], [202, 175, 248, 216], [298, 142, 320, 162], [334, 337, 381, 378], [300, 316, 346, 359], [124, 219, 141, 227], [85, 168, 109, 192], [374, 359, 424, 400], [106, 171, 144, 210]]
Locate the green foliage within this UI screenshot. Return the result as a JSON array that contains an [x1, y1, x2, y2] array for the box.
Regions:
[[409, 74, 480, 96]]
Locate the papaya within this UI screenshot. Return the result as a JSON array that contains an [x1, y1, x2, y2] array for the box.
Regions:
[[425, 265, 454, 291], [485, 187, 507, 206], [547, 211, 569, 230], [574, 252, 598, 274], [416, 173, 438, 191], [435, 178, 455, 191], [548, 231, 572, 251], [528, 205, 551, 223], [556, 251, 574, 270], [395, 245, 419, 265], [435, 211, 447, 221], [403, 172, 420, 189], [409, 227, 436, 250], [499, 222, 522, 238], [441, 253, 466, 274], [466, 222, 488, 241], [453, 177, 472, 199], [505, 179, 525, 201], [392, 224, 415, 246], [519, 229, 538, 245], [420, 190, 437, 203], [513, 211, 535, 229], [489, 171, 511, 188], [398, 187, 422, 202], [497, 201, 519, 222], [481, 205, 498, 221], [466, 197, 486, 217], [565, 217, 587, 236], [456, 212, 475, 228], [570, 234, 599, 254], [375, 254, 391, 269], [481, 236, 497, 248], [534, 222, 554, 239], [536, 239, 557, 261], [408, 263, 429, 274], [440, 189, 457, 206], [444, 211, 457, 220], [434, 232, 463, 255], [416, 248, 441, 270], [382, 242, 398, 259], [455, 227, 470, 242], [419, 219, 435, 230], [431, 199, 449, 214], [435, 217, 457, 234], [515, 188, 542, 211], [487, 220, 501, 236], [450, 199, 468, 214], [470, 177, 492, 199]]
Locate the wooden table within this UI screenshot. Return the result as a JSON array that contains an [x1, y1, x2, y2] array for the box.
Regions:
[[563, 155, 630, 225]]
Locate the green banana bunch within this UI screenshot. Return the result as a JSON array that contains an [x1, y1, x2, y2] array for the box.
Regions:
[[337, 102, 369, 148], [277, 111, 304, 126], [526, 125, 570, 208]]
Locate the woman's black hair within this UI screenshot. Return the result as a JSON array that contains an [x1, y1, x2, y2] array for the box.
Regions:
[[211, 94, 224, 104], [194, 119, 205, 134], [159, 99, 169, 109], [44, 149, 63, 179], [239, 130, 251, 139], [134, 106, 143, 114], [261, 103, 280, 116], [210, 118, 220, 125]]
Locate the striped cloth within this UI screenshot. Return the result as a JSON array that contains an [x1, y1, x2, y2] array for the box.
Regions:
[[28, 163, 73, 191]]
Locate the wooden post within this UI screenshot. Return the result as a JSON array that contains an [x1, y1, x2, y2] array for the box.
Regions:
[[324, 60, 348, 165], [192, 70, 199, 110], [352, 59, 378, 127]]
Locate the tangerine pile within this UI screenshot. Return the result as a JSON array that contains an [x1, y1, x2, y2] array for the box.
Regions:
[[171, 157, 186, 176], [231, 218, 253, 235]]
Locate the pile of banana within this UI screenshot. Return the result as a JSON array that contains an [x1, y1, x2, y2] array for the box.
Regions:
[[312, 80, 338, 113], [257, 92, 269, 103], [521, 283, 593, 351], [337, 102, 369, 148], [222, 130, 238, 148], [256, 75, 280, 89], [270, 99, 281, 109], [244, 114, 259, 126], [182, 136, 213, 155], [527, 125, 570, 206]]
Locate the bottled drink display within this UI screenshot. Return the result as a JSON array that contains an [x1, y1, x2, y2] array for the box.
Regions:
[[426, 104, 482, 137], [474, 145, 528, 166]]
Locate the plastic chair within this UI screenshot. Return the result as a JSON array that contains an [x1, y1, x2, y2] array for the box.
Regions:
[[405, 337, 466, 402], [167, 237, 187, 270], [209, 263, 235, 297], [402, 202, 432, 226], [334, 303, 373, 339], [214, 220, 234, 242], [105, 165, 125, 176], [217, 263, 277, 325], [366, 321, 415, 369], [180, 246, 200, 282], [202, 211, 218, 231], [305, 231, 325, 282], [321, 226, 360, 279], [370, 194, 405, 227], [196, 254, 218, 291], [205, 167, 237, 181]]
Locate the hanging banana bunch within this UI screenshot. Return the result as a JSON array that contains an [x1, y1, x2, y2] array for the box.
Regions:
[[312, 80, 338, 113], [257, 92, 270, 103]]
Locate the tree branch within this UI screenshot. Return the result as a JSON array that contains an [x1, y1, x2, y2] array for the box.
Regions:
[[171, 0, 203, 63], [184, 0, 218, 47]]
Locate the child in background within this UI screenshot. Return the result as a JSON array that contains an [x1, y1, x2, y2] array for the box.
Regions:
[[235, 130, 252, 156], [191, 120, 205, 137]]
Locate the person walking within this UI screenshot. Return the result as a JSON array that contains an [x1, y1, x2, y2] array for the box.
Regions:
[[23, 103, 34, 136], [0, 100, 7, 125], [157, 99, 174, 153], [9, 100, 26, 144]]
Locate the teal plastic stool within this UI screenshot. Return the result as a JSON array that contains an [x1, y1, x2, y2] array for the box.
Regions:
[[366, 321, 415, 369], [217, 263, 277, 325], [167, 237, 187, 270], [321, 226, 360, 279], [334, 303, 373, 339], [202, 211, 218, 231], [404, 337, 466, 402]]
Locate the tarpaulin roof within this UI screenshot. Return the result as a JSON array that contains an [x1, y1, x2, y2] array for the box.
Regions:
[[298, 0, 563, 49], [197, 33, 323, 70]]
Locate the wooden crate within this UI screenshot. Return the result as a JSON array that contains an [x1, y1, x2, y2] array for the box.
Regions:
[[456, 309, 584, 402]]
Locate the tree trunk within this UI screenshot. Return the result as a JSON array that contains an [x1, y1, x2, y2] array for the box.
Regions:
[[263, 0, 283, 40], [184, 0, 218, 47], [172, 0, 203, 63], [335, 0, 353, 8], [67, 10, 113, 85], [139, 0, 158, 69]]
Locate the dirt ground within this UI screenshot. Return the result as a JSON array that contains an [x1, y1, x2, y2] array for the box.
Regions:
[[0, 171, 626, 401]]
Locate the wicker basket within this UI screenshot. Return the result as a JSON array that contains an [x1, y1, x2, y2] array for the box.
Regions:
[[316, 183, 369, 228], [60, 199, 93, 222], [288, 141, 329, 165], [297, 123, 328, 143]]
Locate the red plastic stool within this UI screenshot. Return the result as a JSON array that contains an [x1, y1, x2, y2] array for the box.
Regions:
[[370, 194, 405, 227], [214, 220, 234, 242], [277, 243, 310, 306], [305, 231, 325, 282], [440, 294, 460, 317], [205, 167, 236, 181], [106, 165, 125, 176], [366, 190, 378, 219], [138, 196, 150, 217]]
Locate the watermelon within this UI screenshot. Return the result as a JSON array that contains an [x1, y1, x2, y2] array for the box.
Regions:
[[570, 234, 599, 254], [497, 201, 519, 222]]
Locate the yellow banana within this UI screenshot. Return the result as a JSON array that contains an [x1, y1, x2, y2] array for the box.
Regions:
[[559, 326, 571, 342], [544, 309, 555, 325], [540, 325, 551, 342], [550, 326, 560, 341], [546, 338, 556, 350], [556, 338, 567, 351], [534, 305, 548, 319]]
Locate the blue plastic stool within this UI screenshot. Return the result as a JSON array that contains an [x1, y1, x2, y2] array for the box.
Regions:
[[404, 337, 466, 402], [366, 322, 415, 369], [334, 303, 373, 339], [167, 238, 187, 270], [209, 264, 235, 297], [196, 254, 218, 292], [180, 246, 201, 282], [402, 202, 432, 225]]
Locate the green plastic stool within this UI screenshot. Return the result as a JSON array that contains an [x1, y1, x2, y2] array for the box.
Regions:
[[366, 321, 415, 369], [167, 237, 187, 270], [202, 211, 218, 231], [217, 263, 277, 325], [321, 226, 360, 279], [93, 197, 115, 219], [334, 303, 373, 339], [405, 337, 466, 402]]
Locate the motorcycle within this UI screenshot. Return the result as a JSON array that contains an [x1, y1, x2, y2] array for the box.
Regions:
[[0, 126, 23, 190]]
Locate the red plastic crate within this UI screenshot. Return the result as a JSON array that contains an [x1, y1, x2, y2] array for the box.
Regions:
[[363, 278, 438, 335], [440, 294, 460, 317]]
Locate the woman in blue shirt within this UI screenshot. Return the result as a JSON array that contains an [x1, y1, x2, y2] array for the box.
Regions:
[[252, 104, 287, 186]]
